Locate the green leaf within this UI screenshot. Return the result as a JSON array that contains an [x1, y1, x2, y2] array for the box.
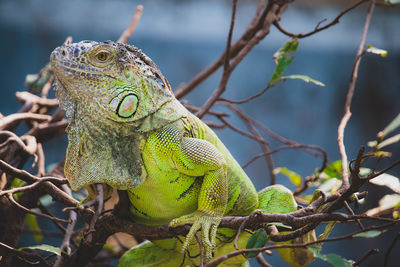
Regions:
[[324, 254, 354, 267], [25, 214, 43, 243], [269, 38, 299, 85], [370, 173, 400, 193], [39, 195, 54, 207], [321, 160, 342, 179], [318, 178, 341, 194], [318, 221, 336, 241], [298, 194, 313, 203], [365, 194, 400, 216], [20, 244, 61, 255], [270, 222, 292, 231], [281, 74, 325, 87], [270, 56, 294, 85], [25, 63, 52, 94], [378, 194, 400, 210], [103, 243, 121, 254], [245, 229, 268, 258], [310, 246, 354, 267], [366, 44, 388, 57], [377, 133, 400, 149], [309, 246, 322, 258], [353, 230, 382, 238], [378, 113, 400, 139], [367, 140, 378, 147], [311, 189, 323, 202], [273, 167, 302, 187], [369, 151, 392, 158], [385, 0, 400, 5]]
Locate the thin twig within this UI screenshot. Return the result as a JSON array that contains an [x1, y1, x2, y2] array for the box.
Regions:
[[383, 232, 400, 267], [337, 0, 375, 188], [364, 159, 400, 180], [195, 233, 204, 267], [273, 0, 368, 39], [0, 131, 37, 156], [218, 83, 273, 104], [206, 221, 397, 266], [217, 116, 268, 145], [0, 241, 49, 266], [15, 91, 59, 107], [0, 113, 52, 130], [174, 2, 271, 99], [0, 159, 66, 186], [54, 185, 77, 267], [6, 193, 70, 223], [242, 144, 327, 171], [227, 103, 276, 184], [353, 248, 379, 266], [344, 200, 364, 230], [233, 216, 250, 250], [87, 184, 104, 243], [256, 253, 272, 267], [37, 202, 67, 233], [118, 5, 144, 44], [196, 0, 237, 118], [36, 143, 45, 177]]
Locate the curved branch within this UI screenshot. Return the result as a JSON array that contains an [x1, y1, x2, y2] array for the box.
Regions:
[[273, 0, 368, 39], [6, 193, 70, 224]]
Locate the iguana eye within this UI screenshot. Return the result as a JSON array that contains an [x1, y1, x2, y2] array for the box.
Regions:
[[96, 51, 110, 61]]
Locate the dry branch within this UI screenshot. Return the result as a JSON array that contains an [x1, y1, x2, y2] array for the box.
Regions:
[[0, 1, 398, 266]]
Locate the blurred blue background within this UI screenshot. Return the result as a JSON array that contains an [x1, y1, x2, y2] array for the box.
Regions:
[[1, 0, 399, 266]]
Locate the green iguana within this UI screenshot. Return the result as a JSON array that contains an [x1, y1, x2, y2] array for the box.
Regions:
[[50, 40, 315, 266]]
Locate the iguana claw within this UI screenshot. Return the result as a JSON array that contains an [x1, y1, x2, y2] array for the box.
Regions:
[[169, 211, 221, 261]]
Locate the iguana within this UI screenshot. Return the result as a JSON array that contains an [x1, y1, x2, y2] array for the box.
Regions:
[[50, 40, 315, 266]]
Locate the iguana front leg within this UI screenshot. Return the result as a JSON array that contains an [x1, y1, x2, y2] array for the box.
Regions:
[[147, 126, 228, 260]]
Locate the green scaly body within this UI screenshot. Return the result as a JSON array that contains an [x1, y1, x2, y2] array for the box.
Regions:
[[50, 40, 315, 266]]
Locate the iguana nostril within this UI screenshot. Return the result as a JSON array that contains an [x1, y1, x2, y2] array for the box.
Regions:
[[61, 49, 67, 56]]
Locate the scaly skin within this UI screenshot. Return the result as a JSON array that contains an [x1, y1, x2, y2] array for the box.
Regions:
[[50, 40, 258, 262], [50, 41, 315, 266]]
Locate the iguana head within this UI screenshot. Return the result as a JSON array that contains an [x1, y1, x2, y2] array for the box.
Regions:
[[50, 41, 186, 191], [50, 40, 174, 125]]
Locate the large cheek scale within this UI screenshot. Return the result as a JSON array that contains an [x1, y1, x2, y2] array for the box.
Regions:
[[116, 94, 138, 118]]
